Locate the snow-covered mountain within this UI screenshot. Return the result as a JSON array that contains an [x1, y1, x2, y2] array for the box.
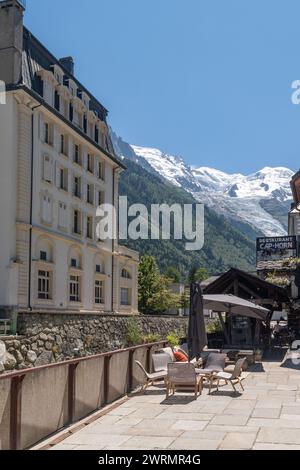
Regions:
[[130, 145, 293, 237], [132, 145, 293, 202], [111, 132, 294, 238]]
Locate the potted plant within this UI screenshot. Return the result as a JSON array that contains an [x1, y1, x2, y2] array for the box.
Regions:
[[254, 348, 263, 362]]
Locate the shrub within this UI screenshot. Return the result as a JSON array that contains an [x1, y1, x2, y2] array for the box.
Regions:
[[141, 333, 160, 344], [167, 332, 180, 348], [206, 318, 223, 334], [126, 318, 142, 346]]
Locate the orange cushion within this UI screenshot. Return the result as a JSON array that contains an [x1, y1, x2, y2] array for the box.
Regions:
[[174, 351, 188, 362]]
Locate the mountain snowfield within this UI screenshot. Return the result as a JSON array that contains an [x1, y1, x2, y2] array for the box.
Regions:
[[130, 145, 294, 237]]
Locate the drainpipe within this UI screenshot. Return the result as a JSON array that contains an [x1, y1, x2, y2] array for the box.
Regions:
[[111, 167, 117, 312], [28, 103, 42, 310]]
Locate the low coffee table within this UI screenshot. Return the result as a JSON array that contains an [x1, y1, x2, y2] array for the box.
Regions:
[[195, 368, 218, 394]]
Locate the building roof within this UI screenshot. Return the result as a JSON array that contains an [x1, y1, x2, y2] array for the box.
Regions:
[[22, 28, 108, 121], [9, 26, 126, 169], [200, 275, 221, 289], [203, 267, 289, 307]]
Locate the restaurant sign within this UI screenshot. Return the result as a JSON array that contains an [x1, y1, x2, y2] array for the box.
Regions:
[[256, 236, 297, 262]]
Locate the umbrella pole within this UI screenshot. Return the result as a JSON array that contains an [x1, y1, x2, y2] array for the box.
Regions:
[[217, 312, 230, 345]]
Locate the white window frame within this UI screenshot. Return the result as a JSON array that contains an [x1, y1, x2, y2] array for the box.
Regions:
[[58, 201, 68, 230], [41, 193, 52, 225], [73, 175, 82, 199], [43, 155, 52, 184], [98, 160, 105, 181], [121, 287, 131, 306], [95, 279, 104, 304], [69, 275, 80, 302], [73, 209, 82, 235], [38, 270, 52, 300]]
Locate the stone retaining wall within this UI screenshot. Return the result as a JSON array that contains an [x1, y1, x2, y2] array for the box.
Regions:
[[0, 313, 188, 373]]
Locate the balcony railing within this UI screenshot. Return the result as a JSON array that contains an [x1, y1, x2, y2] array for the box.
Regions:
[[0, 340, 167, 450]]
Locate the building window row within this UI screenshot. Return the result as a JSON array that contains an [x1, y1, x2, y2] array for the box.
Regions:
[[42, 156, 105, 207], [37, 273, 105, 305], [38, 72, 107, 150], [42, 121, 106, 181], [41, 195, 96, 239]]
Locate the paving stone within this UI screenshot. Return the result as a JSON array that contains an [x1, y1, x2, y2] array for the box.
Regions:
[[281, 406, 300, 415], [135, 418, 177, 430], [257, 427, 300, 445], [130, 407, 166, 418], [171, 420, 209, 431], [248, 418, 300, 428], [219, 432, 256, 450], [252, 408, 280, 419], [180, 429, 226, 440], [255, 399, 283, 408], [157, 411, 214, 421], [108, 407, 135, 416], [253, 443, 300, 450], [206, 425, 259, 434], [210, 414, 249, 426], [63, 433, 131, 447], [81, 424, 137, 435], [225, 400, 256, 409], [168, 438, 221, 450], [119, 436, 175, 449], [277, 384, 298, 391], [128, 427, 183, 438]]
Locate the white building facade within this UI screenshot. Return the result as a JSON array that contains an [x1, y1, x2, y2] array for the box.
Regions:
[[0, 0, 139, 315]]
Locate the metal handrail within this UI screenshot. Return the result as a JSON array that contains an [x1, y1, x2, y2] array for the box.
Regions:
[[0, 340, 167, 381], [0, 340, 168, 449]]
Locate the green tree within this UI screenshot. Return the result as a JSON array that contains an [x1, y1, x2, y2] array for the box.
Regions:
[[165, 266, 181, 283], [187, 265, 198, 283], [138, 256, 181, 314], [187, 266, 209, 283], [194, 268, 210, 282]]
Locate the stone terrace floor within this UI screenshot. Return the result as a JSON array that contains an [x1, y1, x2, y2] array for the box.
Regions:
[[52, 350, 300, 450]]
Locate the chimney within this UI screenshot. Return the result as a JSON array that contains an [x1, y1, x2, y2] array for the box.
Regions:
[[0, 0, 25, 85], [59, 56, 74, 75]]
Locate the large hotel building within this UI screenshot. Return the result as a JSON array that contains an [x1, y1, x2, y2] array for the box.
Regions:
[[0, 0, 139, 316]]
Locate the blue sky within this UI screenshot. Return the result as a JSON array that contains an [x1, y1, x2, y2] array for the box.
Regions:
[[25, 0, 299, 174]]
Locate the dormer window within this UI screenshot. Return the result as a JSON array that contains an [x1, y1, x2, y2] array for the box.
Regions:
[[121, 269, 131, 279], [95, 126, 99, 144], [54, 90, 60, 111], [55, 72, 61, 84]]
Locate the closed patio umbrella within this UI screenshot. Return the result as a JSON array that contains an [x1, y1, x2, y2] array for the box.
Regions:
[[202, 294, 270, 321], [188, 283, 208, 361]]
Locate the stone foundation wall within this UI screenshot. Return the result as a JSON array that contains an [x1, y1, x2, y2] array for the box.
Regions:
[[0, 313, 188, 373]]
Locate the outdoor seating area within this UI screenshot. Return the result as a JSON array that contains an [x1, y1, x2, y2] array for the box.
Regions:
[[48, 352, 300, 451], [136, 348, 246, 398]]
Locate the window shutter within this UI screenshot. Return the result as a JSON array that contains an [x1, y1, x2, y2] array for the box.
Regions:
[[43, 156, 52, 183], [55, 161, 61, 188]]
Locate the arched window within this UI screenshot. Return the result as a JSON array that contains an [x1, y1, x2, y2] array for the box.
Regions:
[[121, 268, 131, 279], [36, 237, 54, 263], [68, 246, 82, 269], [94, 254, 105, 275]]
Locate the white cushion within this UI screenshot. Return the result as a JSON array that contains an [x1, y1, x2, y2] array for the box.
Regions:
[[216, 371, 232, 380]]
